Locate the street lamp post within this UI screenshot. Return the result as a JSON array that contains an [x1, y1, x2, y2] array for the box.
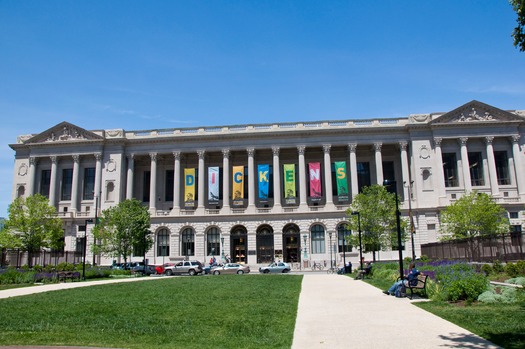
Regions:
[[221, 236, 225, 261], [92, 195, 99, 266], [383, 180, 404, 280], [83, 219, 94, 281], [352, 211, 363, 272], [342, 229, 346, 274], [328, 231, 333, 269], [186, 236, 190, 261], [404, 180, 416, 260], [302, 234, 308, 267]]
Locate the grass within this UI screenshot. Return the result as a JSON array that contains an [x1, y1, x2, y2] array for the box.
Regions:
[[0, 275, 303, 349]]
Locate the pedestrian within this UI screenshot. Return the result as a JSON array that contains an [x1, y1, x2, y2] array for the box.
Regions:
[[383, 262, 420, 296]]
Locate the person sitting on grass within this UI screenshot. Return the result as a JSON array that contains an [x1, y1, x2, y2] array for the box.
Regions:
[[383, 262, 420, 296]]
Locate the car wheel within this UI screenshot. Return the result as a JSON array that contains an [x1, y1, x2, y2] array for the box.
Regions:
[[263, 269, 270, 274], [213, 270, 220, 275], [165, 270, 173, 276], [282, 269, 290, 273], [189, 269, 196, 276], [237, 270, 244, 275]]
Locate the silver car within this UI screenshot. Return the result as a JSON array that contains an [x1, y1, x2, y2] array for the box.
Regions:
[[259, 262, 291, 274], [211, 263, 250, 275]]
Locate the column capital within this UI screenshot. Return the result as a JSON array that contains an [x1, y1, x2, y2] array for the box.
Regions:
[[347, 143, 357, 153], [297, 145, 306, 155], [433, 137, 442, 147], [197, 150, 205, 159], [458, 137, 468, 146], [247, 148, 255, 157], [399, 141, 408, 151], [95, 152, 103, 161], [272, 146, 280, 156], [72, 154, 80, 163], [126, 153, 135, 161], [50, 156, 57, 164], [485, 136, 494, 145], [323, 144, 331, 153], [373, 142, 382, 152], [149, 152, 157, 161], [29, 156, 37, 165], [222, 149, 230, 158], [511, 134, 521, 143], [173, 151, 181, 160]]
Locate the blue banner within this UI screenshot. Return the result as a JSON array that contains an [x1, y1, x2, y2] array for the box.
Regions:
[[258, 164, 269, 201]]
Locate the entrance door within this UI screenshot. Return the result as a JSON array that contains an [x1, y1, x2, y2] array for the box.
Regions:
[[283, 235, 300, 263], [257, 227, 274, 264], [230, 226, 247, 264]]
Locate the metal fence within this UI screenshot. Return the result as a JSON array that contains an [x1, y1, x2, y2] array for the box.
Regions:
[[0, 249, 84, 268], [421, 232, 525, 262]]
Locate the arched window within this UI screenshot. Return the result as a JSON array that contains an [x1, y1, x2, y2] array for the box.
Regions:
[[207, 227, 220, 256], [337, 224, 352, 252], [310, 224, 325, 254], [181, 228, 195, 257], [157, 229, 170, 257]]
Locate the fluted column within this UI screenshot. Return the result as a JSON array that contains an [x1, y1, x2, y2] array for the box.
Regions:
[[28, 157, 37, 196], [247, 148, 255, 209], [71, 155, 80, 213], [49, 156, 58, 206], [374, 142, 383, 185], [348, 144, 358, 199], [323, 145, 333, 205], [173, 152, 181, 211], [511, 135, 525, 196], [222, 149, 230, 209], [433, 138, 447, 199], [197, 150, 205, 210], [272, 146, 281, 208], [399, 141, 410, 200], [149, 152, 157, 212], [459, 137, 472, 192], [126, 154, 134, 200], [298, 145, 307, 208], [485, 137, 500, 196], [94, 153, 102, 202]]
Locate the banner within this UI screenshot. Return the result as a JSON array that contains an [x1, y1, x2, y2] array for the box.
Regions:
[[258, 164, 269, 201], [184, 168, 196, 207], [334, 161, 349, 201], [283, 164, 296, 204], [208, 167, 219, 203], [308, 162, 322, 201], [232, 165, 244, 205]]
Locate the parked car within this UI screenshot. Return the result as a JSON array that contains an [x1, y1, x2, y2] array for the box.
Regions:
[[163, 261, 203, 276], [259, 262, 291, 274], [211, 263, 250, 275], [131, 264, 156, 276]]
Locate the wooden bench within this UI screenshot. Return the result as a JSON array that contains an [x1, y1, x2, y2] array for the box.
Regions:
[[404, 274, 428, 299], [57, 271, 81, 282], [354, 265, 372, 280]]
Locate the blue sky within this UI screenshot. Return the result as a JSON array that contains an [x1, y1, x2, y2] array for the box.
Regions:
[[1, 1, 524, 217]]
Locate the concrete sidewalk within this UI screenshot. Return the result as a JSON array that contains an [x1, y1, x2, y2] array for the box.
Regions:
[[292, 274, 500, 349]]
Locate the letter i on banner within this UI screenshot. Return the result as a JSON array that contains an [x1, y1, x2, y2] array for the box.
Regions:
[[283, 164, 296, 204], [309, 162, 322, 201], [232, 165, 244, 205], [258, 164, 269, 201], [334, 161, 349, 201], [184, 168, 196, 207], [208, 167, 219, 203]]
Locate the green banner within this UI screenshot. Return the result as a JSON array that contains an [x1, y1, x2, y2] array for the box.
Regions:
[[283, 164, 296, 200], [335, 161, 349, 200]]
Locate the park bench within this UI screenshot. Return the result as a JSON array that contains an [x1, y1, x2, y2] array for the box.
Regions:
[[354, 264, 373, 280], [57, 271, 81, 282], [404, 274, 428, 299]]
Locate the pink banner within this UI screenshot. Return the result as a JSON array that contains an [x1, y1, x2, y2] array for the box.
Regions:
[[309, 162, 322, 198]]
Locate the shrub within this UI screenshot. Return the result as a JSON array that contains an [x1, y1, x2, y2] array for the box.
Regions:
[[419, 255, 430, 263], [478, 285, 520, 304], [56, 262, 75, 271], [492, 260, 504, 273], [516, 260, 525, 276], [481, 264, 493, 276], [506, 262, 519, 278], [435, 263, 488, 302], [85, 267, 111, 279], [0, 269, 37, 284]]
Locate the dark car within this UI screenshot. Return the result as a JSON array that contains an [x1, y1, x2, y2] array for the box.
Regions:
[[131, 264, 156, 276]]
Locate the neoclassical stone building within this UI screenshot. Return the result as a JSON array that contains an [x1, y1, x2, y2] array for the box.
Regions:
[[9, 100, 525, 267]]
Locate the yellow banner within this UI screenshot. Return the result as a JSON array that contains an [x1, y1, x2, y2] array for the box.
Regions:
[[184, 168, 195, 206], [232, 166, 244, 200]]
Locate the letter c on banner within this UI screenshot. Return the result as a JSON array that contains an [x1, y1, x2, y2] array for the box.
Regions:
[[234, 172, 243, 183]]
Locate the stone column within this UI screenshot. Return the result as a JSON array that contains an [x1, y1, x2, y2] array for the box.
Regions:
[[126, 154, 134, 200], [433, 138, 447, 199], [197, 150, 205, 211], [28, 157, 37, 196], [272, 146, 281, 208], [173, 152, 181, 211], [298, 145, 307, 208], [374, 142, 383, 185], [485, 137, 500, 197], [247, 148, 255, 209], [149, 152, 157, 212], [511, 135, 525, 196], [323, 144, 333, 205], [71, 155, 80, 213], [348, 144, 358, 199], [49, 156, 58, 207], [222, 149, 230, 209], [94, 153, 102, 203], [459, 137, 472, 192], [399, 141, 411, 200]]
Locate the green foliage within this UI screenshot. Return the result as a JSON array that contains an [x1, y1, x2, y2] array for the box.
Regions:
[[511, 0, 525, 51], [434, 263, 489, 302], [493, 260, 505, 273], [478, 285, 519, 304], [506, 262, 520, 277], [481, 264, 493, 276], [93, 199, 152, 263], [345, 185, 408, 257], [439, 192, 509, 241], [84, 267, 111, 279], [56, 262, 75, 271], [0, 269, 36, 284], [419, 255, 430, 262]]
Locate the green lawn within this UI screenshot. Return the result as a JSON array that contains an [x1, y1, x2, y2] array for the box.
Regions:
[[0, 275, 302, 349]]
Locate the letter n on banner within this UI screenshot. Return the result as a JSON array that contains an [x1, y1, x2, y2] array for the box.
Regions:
[[309, 162, 322, 202], [232, 165, 244, 206], [283, 164, 296, 204], [258, 164, 269, 201], [184, 168, 196, 207], [208, 167, 219, 203], [335, 161, 349, 201]]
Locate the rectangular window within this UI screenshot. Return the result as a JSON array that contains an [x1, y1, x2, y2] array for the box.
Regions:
[[509, 212, 519, 219], [143, 171, 151, 202], [165, 170, 174, 202], [83, 168, 95, 200], [442, 153, 458, 187], [468, 152, 484, 186], [311, 232, 325, 254], [40, 169, 51, 198], [76, 237, 85, 254], [357, 162, 371, 193], [494, 151, 510, 185], [61, 169, 73, 201], [382, 161, 395, 183]]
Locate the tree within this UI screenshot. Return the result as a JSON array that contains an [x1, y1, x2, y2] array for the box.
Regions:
[[1, 194, 64, 267], [92, 199, 152, 264], [511, 0, 525, 51], [345, 185, 407, 261], [439, 191, 510, 259]]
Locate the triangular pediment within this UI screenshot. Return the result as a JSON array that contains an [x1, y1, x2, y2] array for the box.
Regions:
[[23, 121, 104, 144], [431, 100, 524, 125]]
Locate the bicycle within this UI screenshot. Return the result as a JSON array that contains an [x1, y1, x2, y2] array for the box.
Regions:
[[312, 262, 325, 270], [326, 266, 339, 274]]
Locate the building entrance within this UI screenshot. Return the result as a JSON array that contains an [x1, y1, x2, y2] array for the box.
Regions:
[[256, 226, 274, 264], [283, 224, 300, 263], [230, 226, 247, 264]]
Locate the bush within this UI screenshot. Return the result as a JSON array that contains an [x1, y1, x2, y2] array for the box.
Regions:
[[481, 264, 493, 276], [478, 285, 519, 304], [435, 263, 489, 302], [506, 262, 519, 278], [516, 260, 525, 276], [492, 260, 504, 273], [419, 255, 430, 263], [56, 262, 75, 271], [84, 267, 112, 279], [0, 269, 37, 284]]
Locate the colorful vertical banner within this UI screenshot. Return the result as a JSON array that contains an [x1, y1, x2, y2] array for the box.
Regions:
[[184, 168, 196, 207], [308, 162, 322, 201], [208, 167, 219, 203], [334, 161, 349, 201], [232, 165, 244, 205], [283, 164, 296, 204], [258, 164, 269, 201]]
